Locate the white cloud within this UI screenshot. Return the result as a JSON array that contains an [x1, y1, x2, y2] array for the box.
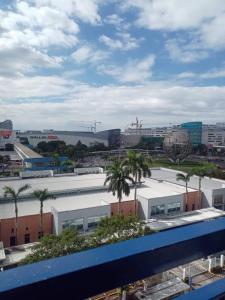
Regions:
[[99, 32, 141, 50], [200, 14, 225, 50], [104, 14, 130, 31], [26, 0, 102, 24], [0, 46, 62, 77], [123, 0, 225, 31], [0, 75, 73, 99], [98, 55, 155, 83], [165, 39, 208, 63], [71, 46, 108, 64], [2, 79, 225, 129], [176, 68, 225, 80], [0, 1, 82, 78], [123, 0, 225, 59]]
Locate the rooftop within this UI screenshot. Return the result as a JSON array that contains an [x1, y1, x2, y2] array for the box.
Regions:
[[151, 168, 225, 191], [138, 178, 196, 199], [147, 207, 225, 231], [0, 173, 108, 198], [0, 190, 133, 219], [0, 175, 194, 219]]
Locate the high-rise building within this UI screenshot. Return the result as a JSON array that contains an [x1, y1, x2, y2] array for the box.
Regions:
[[181, 121, 203, 146]]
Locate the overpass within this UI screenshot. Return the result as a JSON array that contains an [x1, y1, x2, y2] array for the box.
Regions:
[[14, 143, 42, 160]]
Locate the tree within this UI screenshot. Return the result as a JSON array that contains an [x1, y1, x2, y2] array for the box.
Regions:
[[123, 150, 151, 214], [21, 216, 153, 265], [61, 159, 74, 172], [94, 215, 151, 244], [3, 184, 31, 245], [52, 153, 61, 173], [104, 160, 134, 214], [176, 172, 192, 211], [21, 229, 87, 264], [33, 189, 55, 238]]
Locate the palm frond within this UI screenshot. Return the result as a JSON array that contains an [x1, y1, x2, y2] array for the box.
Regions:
[[18, 184, 31, 195], [3, 186, 17, 198]]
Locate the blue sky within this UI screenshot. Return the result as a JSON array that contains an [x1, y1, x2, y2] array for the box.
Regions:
[[1, 0, 225, 130]]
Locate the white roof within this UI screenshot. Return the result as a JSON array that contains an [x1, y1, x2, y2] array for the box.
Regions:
[[52, 191, 132, 212], [0, 190, 132, 219], [0, 174, 199, 219], [151, 168, 225, 191], [138, 178, 196, 199], [0, 173, 107, 197], [147, 208, 225, 231]]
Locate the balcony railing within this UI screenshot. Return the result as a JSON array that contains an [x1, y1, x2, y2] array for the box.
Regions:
[[1, 217, 225, 299]]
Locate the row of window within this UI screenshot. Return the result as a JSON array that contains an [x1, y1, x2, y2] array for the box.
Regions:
[[62, 215, 107, 231], [9, 232, 43, 246], [151, 202, 181, 216]]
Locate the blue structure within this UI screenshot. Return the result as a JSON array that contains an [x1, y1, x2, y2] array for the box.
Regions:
[[24, 156, 69, 171], [1, 217, 225, 299], [181, 122, 202, 146]]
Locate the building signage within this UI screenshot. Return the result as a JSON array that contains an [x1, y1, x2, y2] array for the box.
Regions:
[[48, 135, 58, 140], [0, 130, 12, 138]]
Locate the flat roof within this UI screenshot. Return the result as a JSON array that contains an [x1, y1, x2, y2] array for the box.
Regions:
[[0, 173, 108, 197], [138, 179, 195, 199], [0, 174, 198, 219], [151, 168, 225, 191], [0, 174, 196, 198], [0, 190, 132, 219], [147, 208, 225, 231]]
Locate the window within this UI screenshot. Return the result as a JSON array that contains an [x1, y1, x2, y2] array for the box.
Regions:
[[24, 234, 30, 244], [87, 215, 106, 229], [214, 195, 223, 205], [10, 236, 16, 247], [168, 202, 181, 214], [62, 218, 84, 231], [192, 203, 195, 211], [151, 204, 165, 216], [11, 228, 14, 234]]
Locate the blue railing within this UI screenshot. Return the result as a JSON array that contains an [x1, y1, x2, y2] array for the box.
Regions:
[[1, 217, 225, 299]]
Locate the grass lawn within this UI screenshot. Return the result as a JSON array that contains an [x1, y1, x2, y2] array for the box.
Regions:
[[151, 159, 208, 172]]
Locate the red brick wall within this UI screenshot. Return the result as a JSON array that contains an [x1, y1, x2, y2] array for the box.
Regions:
[[110, 200, 138, 216], [0, 213, 53, 247], [185, 191, 202, 211]]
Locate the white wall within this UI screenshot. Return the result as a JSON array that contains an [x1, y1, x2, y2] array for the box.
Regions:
[[52, 205, 111, 235], [138, 194, 184, 220], [18, 133, 108, 147]]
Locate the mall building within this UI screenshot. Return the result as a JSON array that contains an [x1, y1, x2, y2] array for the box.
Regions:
[[0, 170, 201, 247]]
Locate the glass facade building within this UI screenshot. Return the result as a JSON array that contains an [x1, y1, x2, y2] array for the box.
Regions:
[[181, 121, 202, 146]]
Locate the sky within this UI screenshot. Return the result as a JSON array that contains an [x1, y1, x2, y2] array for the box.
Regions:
[[0, 0, 225, 131]]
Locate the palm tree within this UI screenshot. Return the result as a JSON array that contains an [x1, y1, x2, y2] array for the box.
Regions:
[[33, 189, 55, 238], [104, 160, 134, 214], [176, 172, 192, 211], [191, 166, 211, 208], [3, 184, 31, 245], [123, 150, 151, 214], [61, 159, 74, 172], [52, 153, 61, 173]]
